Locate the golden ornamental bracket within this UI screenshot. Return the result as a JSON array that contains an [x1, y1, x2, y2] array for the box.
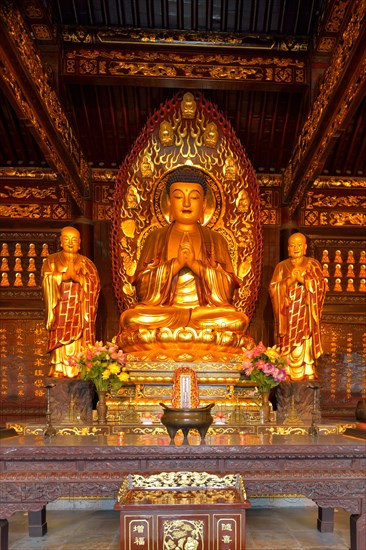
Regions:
[[0, 1, 90, 212]]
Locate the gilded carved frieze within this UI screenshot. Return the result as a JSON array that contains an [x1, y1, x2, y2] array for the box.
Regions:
[[313, 0, 351, 53], [257, 174, 282, 187], [305, 191, 366, 209], [0, 168, 57, 180], [325, 0, 351, 33], [302, 210, 365, 227], [0, 181, 69, 220], [312, 177, 366, 188], [64, 49, 306, 85]]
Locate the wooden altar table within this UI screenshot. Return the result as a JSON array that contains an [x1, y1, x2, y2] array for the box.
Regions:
[[0, 432, 365, 550]]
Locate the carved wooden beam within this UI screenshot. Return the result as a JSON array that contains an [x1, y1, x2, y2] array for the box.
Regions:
[[0, 1, 90, 212], [62, 44, 308, 91], [312, 0, 353, 58], [63, 26, 310, 52], [283, 1, 366, 214]]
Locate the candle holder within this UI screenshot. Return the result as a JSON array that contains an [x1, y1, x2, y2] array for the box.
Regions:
[[308, 383, 321, 437], [43, 383, 57, 438]]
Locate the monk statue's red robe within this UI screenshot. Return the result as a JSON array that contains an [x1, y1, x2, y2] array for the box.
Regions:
[[269, 256, 325, 380], [42, 252, 100, 377]]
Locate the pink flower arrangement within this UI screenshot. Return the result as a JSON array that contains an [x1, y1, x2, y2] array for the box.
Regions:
[[242, 342, 287, 392], [68, 341, 129, 392]]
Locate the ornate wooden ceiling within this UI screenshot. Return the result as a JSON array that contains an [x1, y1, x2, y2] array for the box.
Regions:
[[0, 0, 365, 215]]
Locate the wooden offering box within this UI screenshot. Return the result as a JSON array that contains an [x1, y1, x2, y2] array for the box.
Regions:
[[115, 471, 250, 550]]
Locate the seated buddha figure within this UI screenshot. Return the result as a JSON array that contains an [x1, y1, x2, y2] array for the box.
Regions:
[[117, 166, 249, 360]]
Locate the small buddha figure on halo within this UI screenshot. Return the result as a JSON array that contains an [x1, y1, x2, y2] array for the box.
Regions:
[[346, 278, 355, 292], [117, 166, 249, 360], [359, 251, 366, 264], [181, 92, 197, 119], [236, 189, 250, 213], [359, 279, 366, 292], [41, 243, 49, 257], [14, 258, 23, 272], [27, 258, 36, 272], [322, 263, 329, 277], [203, 122, 218, 148], [159, 120, 174, 146], [14, 273, 23, 287], [334, 278, 342, 292], [140, 154, 154, 178], [223, 156, 237, 181], [1, 273, 10, 286], [1, 243, 9, 257], [1, 258, 9, 271], [269, 232, 326, 381], [126, 185, 140, 209], [334, 249, 342, 263], [346, 264, 355, 278], [334, 263, 342, 277], [28, 243, 36, 257], [27, 273, 37, 287], [321, 249, 329, 263], [346, 250, 354, 264], [359, 264, 366, 277], [324, 277, 330, 292], [14, 243, 23, 257]]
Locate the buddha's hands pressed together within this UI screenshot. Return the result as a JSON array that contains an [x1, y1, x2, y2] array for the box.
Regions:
[[177, 232, 199, 273]]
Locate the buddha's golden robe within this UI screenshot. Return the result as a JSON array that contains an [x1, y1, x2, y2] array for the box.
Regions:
[[269, 256, 325, 380], [119, 223, 248, 337]]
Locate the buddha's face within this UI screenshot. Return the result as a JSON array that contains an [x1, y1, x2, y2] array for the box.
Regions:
[[169, 182, 205, 225], [288, 234, 306, 259], [61, 228, 80, 254]]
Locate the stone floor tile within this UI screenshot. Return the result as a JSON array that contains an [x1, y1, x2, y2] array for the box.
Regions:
[[8, 507, 351, 550]]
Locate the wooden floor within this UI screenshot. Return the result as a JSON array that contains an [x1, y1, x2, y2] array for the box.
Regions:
[[8, 505, 350, 549]]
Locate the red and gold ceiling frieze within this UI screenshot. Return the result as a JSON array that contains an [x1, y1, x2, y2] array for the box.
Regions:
[[257, 174, 282, 187], [301, 188, 366, 226], [64, 48, 306, 86], [0, 1, 89, 210], [0, 168, 57, 181], [0, 175, 70, 220], [283, 0, 366, 211], [312, 176, 366, 188], [313, 0, 352, 54], [63, 27, 309, 52], [0, 203, 70, 220], [300, 186, 366, 228]]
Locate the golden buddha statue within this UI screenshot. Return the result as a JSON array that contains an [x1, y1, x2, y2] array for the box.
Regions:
[[117, 166, 249, 361]]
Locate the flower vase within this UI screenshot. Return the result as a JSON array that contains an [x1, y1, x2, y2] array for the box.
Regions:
[[260, 390, 271, 423], [96, 391, 108, 423]]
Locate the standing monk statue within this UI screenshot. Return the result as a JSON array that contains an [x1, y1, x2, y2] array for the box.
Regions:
[[41, 226, 100, 378], [117, 166, 249, 359], [269, 232, 326, 381]]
